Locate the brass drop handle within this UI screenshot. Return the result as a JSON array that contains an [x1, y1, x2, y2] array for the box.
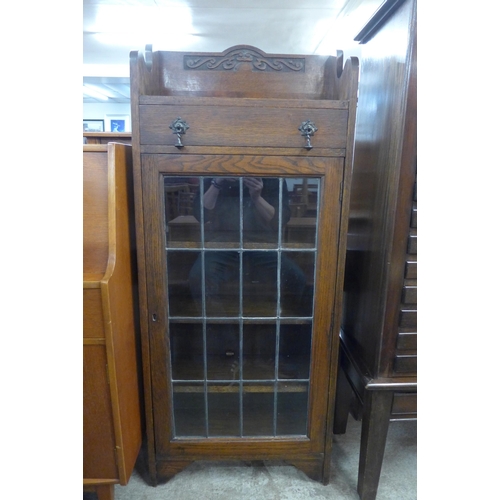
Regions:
[[298, 120, 318, 150], [169, 117, 190, 148]]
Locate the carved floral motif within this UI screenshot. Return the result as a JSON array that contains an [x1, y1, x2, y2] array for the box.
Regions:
[[184, 48, 305, 72]]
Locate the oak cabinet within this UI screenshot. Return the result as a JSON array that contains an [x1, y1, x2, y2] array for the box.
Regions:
[[83, 143, 142, 500], [130, 45, 358, 485]]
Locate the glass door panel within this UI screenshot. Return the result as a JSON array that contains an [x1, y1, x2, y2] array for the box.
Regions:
[[280, 251, 315, 317], [242, 386, 275, 437], [164, 175, 320, 439], [279, 324, 312, 380], [166, 251, 200, 317], [276, 383, 309, 436], [169, 322, 204, 380], [207, 387, 240, 437], [172, 384, 206, 437], [242, 251, 278, 317], [206, 321, 240, 380], [164, 178, 201, 247], [242, 323, 276, 380]]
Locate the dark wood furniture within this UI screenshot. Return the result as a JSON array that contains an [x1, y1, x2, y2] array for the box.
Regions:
[[130, 45, 358, 485], [332, 1, 417, 499], [83, 143, 142, 500], [84, 132, 132, 145]]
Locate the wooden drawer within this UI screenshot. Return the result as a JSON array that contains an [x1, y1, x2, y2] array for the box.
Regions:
[[410, 204, 417, 228], [391, 392, 417, 417], [402, 285, 417, 304], [83, 288, 104, 339], [139, 96, 349, 149], [405, 259, 417, 279], [399, 309, 417, 329], [396, 332, 417, 350], [393, 354, 417, 374], [407, 230, 417, 254]]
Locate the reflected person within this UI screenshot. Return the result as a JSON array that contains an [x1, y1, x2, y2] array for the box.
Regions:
[[188, 177, 306, 316]]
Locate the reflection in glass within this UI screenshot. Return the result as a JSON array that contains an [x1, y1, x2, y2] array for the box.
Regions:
[[281, 251, 315, 317], [164, 175, 321, 439], [206, 322, 240, 380], [195, 177, 285, 245], [243, 324, 276, 380], [172, 384, 205, 437], [167, 251, 199, 317], [208, 388, 240, 437], [189, 250, 240, 317], [170, 323, 204, 380], [164, 178, 200, 245], [243, 386, 274, 436], [279, 324, 312, 380], [242, 251, 278, 317], [277, 383, 309, 436]]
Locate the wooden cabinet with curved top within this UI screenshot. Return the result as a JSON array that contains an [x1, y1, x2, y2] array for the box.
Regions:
[[130, 45, 358, 486], [83, 143, 142, 500]]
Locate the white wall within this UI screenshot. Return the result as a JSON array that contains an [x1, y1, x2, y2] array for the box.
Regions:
[[83, 102, 132, 131]]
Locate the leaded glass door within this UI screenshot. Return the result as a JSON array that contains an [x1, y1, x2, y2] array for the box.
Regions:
[[142, 154, 343, 460]]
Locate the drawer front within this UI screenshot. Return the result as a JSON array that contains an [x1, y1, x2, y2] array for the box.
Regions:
[[391, 392, 417, 417], [405, 260, 417, 279], [399, 309, 417, 329], [402, 285, 417, 304], [410, 203, 417, 228], [393, 172, 417, 377], [407, 230, 417, 254], [83, 289, 105, 339], [139, 104, 349, 149], [393, 354, 417, 374], [396, 332, 417, 350]]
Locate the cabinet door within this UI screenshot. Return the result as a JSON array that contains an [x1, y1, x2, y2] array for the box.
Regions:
[[142, 154, 343, 457]]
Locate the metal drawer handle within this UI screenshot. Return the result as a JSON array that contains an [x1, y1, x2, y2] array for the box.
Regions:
[[298, 120, 318, 150], [169, 117, 190, 148]]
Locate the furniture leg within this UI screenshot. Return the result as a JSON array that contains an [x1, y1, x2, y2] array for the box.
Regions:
[[95, 484, 114, 500], [286, 455, 326, 484], [333, 363, 353, 434], [357, 390, 393, 500]]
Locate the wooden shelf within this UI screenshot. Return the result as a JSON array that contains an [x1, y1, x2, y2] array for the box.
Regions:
[[84, 132, 131, 144], [172, 383, 308, 394], [167, 296, 313, 320]]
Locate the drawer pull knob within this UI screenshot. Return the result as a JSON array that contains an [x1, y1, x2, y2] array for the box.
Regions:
[[169, 117, 190, 148], [298, 120, 318, 150]]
